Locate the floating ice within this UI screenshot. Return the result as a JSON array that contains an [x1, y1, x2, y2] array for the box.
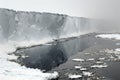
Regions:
[[83, 71, 92, 77], [74, 66, 87, 71], [99, 57, 105, 61], [96, 61, 103, 64], [115, 48, 120, 52], [80, 68, 87, 71], [87, 58, 95, 61], [72, 58, 85, 62], [96, 34, 120, 40], [109, 55, 115, 59], [104, 49, 114, 54], [91, 63, 108, 68], [84, 53, 90, 55], [68, 74, 82, 79], [75, 66, 82, 69]]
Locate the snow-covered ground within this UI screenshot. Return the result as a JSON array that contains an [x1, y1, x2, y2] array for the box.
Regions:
[[0, 40, 59, 80], [96, 34, 120, 40]]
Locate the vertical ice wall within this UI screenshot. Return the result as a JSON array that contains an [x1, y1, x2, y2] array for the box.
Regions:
[[0, 8, 94, 43]]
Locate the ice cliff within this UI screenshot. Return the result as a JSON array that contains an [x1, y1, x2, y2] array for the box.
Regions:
[[0, 8, 94, 43]]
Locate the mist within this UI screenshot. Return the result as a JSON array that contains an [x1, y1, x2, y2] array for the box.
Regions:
[[81, 0, 120, 33]]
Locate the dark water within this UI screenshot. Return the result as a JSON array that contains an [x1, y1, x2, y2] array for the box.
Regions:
[[15, 34, 94, 71], [95, 62, 120, 80], [14, 33, 120, 80]]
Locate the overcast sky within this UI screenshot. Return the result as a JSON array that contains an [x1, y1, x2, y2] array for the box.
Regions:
[[0, 0, 120, 20]]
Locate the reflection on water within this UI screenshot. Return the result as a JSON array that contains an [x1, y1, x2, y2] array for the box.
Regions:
[[15, 35, 93, 71]]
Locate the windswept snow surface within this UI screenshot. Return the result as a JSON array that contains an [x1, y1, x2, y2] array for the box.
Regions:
[[96, 34, 120, 40]]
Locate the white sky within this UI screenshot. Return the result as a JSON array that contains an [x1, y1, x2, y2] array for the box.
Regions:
[[0, 0, 120, 20], [0, 0, 88, 17]]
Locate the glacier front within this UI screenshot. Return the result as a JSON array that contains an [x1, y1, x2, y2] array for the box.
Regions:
[[0, 8, 95, 80], [0, 8, 95, 43]]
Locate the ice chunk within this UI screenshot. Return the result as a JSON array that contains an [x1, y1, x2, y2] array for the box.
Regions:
[[80, 68, 87, 71], [115, 48, 120, 52], [87, 58, 95, 61], [72, 58, 85, 62], [91, 63, 108, 68], [68, 74, 82, 79], [83, 71, 92, 77], [96, 61, 103, 64], [99, 57, 105, 61], [84, 53, 90, 55], [74, 66, 87, 71], [74, 66, 82, 69]]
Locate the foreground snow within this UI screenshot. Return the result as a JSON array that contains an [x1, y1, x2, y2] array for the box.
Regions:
[[0, 40, 59, 80], [96, 34, 120, 40]]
